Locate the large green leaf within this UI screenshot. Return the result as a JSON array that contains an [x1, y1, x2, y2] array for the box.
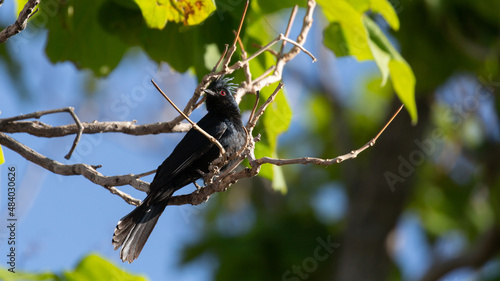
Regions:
[[0, 254, 146, 281], [40, 0, 128, 76], [262, 85, 292, 193], [363, 17, 417, 123], [131, 0, 216, 29], [250, 84, 292, 193], [318, 0, 417, 123], [0, 269, 57, 281], [63, 254, 146, 281], [319, 0, 373, 60]]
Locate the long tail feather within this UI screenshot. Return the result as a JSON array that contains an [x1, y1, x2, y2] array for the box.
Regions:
[[112, 198, 168, 263]]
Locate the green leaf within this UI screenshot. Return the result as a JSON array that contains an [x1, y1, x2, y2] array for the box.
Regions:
[[253, 139, 273, 180], [131, 0, 216, 29], [272, 160, 287, 194], [319, 0, 417, 123], [368, 0, 399, 30], [63, 254, 147, 281], [0, 268, 58, 281], [252, 0, 303, 15], [0, 254, 146, 281], [41, 0, 128, 76], [363, 17, 417, 123], [318, 0, 373, 60], [323, 23, 351, 58], [389, 59, 417, 123], [262, 85, 292, 192]]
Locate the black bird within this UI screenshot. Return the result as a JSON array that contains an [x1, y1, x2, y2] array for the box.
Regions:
[[112, 76, 246, 263]]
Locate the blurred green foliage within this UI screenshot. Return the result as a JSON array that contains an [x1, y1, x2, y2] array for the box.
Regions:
[[0, 254, 147, 281]]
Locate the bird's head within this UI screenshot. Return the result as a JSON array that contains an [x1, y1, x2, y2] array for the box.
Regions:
[[203, 76, 240, 115]]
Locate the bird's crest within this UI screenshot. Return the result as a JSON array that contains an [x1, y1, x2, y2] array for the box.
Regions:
[[210, 75, 238, 94]]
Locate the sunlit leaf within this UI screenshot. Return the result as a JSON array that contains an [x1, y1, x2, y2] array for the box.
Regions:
[[0, 254, 146, 281], [0, 268, 57, 280], [389, 60, 417, 123], [0, 145, 4, 165], [369, 0, 399, 30], [318, 0, 373, 60], [363, 16, 417, 122], [132, 0, 216, 29], [319, 0, 417, 123], [63, 254, 147, 281]]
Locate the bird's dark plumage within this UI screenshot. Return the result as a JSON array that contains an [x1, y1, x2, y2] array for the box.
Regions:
[[112, 76, 246, 263]]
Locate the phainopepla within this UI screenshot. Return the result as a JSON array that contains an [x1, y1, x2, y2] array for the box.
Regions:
[[112, 76, 246, 263]]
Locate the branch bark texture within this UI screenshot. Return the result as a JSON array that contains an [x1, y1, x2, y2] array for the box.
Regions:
[[0, 0, 39, 44]]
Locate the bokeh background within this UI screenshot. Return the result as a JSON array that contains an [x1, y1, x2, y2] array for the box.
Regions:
[[1, 0, 499, 280]]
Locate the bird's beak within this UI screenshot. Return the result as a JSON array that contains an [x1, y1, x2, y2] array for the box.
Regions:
[[203, 89, 216, 96]]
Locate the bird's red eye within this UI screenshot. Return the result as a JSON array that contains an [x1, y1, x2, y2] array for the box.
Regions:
[[220, 90, 226, 96]]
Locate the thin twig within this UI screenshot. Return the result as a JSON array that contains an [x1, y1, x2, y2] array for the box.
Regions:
[[231, 0, 249, 49], [0, 107, 83, 159], [253, 65, 277, 85], [0, 0, 40, 44], [64, 107, 84, 160], [212, 44, 229, 73], [247, 91, 260, 127], [135, 169, 157, 179], [229, 33, 316, 72], [252, 43, 279, 57], [234, 30, 252, 84], [222, 0, 250, 70], [247, 83, 284, 132], [151, 79, 226, 156], [194, 95, 207, 110], [373, 104, 404, 141], [254, 104, 405, 166], [168, 101, 403, 207], [280, 36, 317, 62], [279, 5, 298, 55]]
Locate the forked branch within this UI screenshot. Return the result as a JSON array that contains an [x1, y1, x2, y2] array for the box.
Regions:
[[0, 0, 403, 208]]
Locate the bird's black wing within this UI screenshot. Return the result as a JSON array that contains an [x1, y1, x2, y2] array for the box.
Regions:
[[148, 114, 228, 194]]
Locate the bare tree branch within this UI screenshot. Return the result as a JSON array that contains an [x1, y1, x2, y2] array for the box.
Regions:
[[0, 0, 321, 206], [420, 224, 500, 281], [0, 107, 84, 159], [0, 117, 192, 137], [0, 0, 403, 208], [0, 132, 146, 205], [0, 0, 40, 44]]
